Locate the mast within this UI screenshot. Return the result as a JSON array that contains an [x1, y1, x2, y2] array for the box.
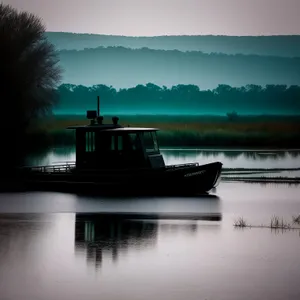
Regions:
[[96, 95, 103, 124]]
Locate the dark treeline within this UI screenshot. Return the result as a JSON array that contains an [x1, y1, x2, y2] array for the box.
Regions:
[[55, 83, 300, 115], [0, 4, 61, 170], [47, 32, 300, 57], [58, 46, 300, 89]]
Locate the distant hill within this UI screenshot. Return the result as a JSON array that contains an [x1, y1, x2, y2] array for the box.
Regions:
[[58, 47, 300, 90], [47, 32, 300, 57]]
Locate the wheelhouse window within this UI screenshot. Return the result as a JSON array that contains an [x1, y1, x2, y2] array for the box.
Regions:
[[85, 131, 95, 152], [96, 134, 125, 152], [117, 135, 123, 151], [113, 133, 141, 151], [98, 133, 114, 152], [128, 133, 141, 151], [143, 131, 159, 153], [106, 134, 125, 151]]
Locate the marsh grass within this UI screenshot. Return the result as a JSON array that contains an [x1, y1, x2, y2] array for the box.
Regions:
[[233, 216, 300, 231], [43, 115, 300, 134], [292, 215, 300, 224], [34, 115, 300, 148], [222, 177, 300, 184], [223, 168, 300, 172], [233, 217, 248, 228], [270, 216, 292, 229], [222, 171, 281, 175], [32, 128, 300, 149]]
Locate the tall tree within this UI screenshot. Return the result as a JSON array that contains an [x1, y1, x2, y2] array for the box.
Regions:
[[0, 3, 62, 168]]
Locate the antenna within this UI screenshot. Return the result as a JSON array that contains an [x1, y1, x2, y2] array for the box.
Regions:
[[96, 95, 104, 125], [97, 96, 100, 117]]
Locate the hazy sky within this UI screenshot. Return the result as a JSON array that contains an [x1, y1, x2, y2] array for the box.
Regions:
[[3, 0, 300, 36]]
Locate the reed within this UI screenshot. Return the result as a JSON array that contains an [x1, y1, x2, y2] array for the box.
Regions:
[[233, 216, 300, 231], [270, 216, 291, 229], [233, 217, 248, 228], [222, 177, 300, 184], [34, 114, 300, 148], [292, 215, 300, 224], [38, 128, 300, 148]]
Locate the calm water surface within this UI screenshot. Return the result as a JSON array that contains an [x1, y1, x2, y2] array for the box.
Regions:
[[30, 147, 300, 178], [31, 147, 300, 170], [0, 149, 299, 300]]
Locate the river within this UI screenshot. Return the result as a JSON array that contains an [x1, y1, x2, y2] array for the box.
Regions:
[[0, 149, 299, 300]]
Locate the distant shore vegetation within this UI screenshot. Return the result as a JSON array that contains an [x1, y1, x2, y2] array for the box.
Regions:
[[31, 114, 300, 150], [25, 82, 299, 150], [55, 83, 300, 115]]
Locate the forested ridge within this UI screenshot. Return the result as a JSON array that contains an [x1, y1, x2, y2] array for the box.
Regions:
[[47, 32, 300, 57], [57, 46, 300, 89]]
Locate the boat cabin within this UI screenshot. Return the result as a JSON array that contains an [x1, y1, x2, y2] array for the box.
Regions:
[[67, 110, 165, 170]]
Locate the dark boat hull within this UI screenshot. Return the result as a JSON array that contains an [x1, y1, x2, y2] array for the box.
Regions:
[[6, 162, 222, 195]]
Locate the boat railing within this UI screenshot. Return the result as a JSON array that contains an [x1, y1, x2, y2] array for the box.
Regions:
[[18, 162, 199, 174], [75, 163, 200, 174], [20, 162, 76, 173]]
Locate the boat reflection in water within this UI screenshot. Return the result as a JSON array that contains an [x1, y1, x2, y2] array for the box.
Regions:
[[74, 210, 222, 269]]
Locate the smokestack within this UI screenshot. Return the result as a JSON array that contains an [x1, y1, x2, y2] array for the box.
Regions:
[[112, 116, 119, 125], [97, 96, 100, 117]]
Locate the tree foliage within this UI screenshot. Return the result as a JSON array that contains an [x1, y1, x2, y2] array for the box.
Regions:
[[55, 83, 300, 115], [0, 3, 62, 167], [0, 3, 62, 127]]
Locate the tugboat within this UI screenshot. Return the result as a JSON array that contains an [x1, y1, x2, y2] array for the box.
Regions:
[[17, 98, 222, 195]]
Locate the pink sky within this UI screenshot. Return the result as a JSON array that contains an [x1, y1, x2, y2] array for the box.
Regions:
[[3, 0, 300, 36]]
